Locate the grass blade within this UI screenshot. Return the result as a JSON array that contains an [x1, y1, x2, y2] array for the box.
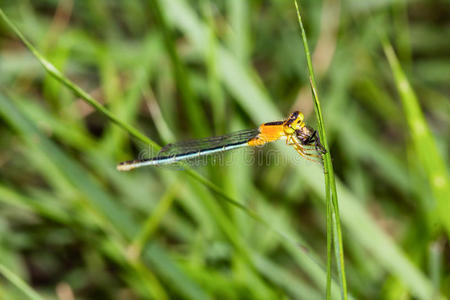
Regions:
[[382, 39, 450, 237], [159, 0, 443, 298], [0, 8, 157, 150], [293, 1, 348, 299], [0, 8, 254, 224], [148, 0, 210, 137], [0, 264, 45, 300], [0, 92, 210, 300]]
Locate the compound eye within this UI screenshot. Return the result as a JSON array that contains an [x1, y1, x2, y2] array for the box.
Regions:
[[286, 111, 298, 126], [289, 111, 299, 121]]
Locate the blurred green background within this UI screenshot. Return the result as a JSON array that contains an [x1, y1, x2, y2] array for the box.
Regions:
[[0, 0, 449, 299]]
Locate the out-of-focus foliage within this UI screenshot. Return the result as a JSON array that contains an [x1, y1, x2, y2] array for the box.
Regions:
[[0, 0, 448, 299]]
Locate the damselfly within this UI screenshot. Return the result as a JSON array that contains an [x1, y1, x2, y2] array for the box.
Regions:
[[117, 111, 326, 171]]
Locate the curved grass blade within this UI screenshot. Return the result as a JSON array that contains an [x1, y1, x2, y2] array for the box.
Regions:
[[0, 9, 157, 151], [293, 1, 348, 299], [0, 8, 251, 224]]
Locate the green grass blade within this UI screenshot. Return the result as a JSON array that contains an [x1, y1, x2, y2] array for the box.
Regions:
[[0, 8, 255, 224], [0, 92, 212, 300], [149, 0, 210, 137], [0, 184, 70, 223], [145, 244, 213, 300], [293, 1, 348, 299], [0, 264, 45, 300], [130, 182, 180, 258], [0, 8, 157, 150], [382, 39, 450, 237], [0, 93, 138, 238]]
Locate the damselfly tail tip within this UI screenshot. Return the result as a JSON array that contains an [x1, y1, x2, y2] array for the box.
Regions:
[[117, 161, 135, 171]]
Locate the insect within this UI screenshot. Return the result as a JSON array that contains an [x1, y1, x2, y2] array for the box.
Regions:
[[117, 111, 326, 171]]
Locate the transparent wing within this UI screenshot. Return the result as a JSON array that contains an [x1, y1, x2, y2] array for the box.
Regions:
[[157, 128, 260, 157], [152, 128, 260, 169], [117, 128, 261, 171]]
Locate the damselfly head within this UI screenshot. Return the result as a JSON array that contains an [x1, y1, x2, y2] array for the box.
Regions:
[[284, 111, 305, 134]]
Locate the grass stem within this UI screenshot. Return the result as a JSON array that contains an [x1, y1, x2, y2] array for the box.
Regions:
[[293, 1, 348, 299]]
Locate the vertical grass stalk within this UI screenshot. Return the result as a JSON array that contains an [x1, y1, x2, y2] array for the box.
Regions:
[[293, 1, 348, 299], [382, 38, 450, 237]]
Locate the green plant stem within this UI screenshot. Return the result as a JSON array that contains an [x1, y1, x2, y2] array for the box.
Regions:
[[0, 264, 44, 300], [293, 1, 348, 299], [0, 9, 158, 151]]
